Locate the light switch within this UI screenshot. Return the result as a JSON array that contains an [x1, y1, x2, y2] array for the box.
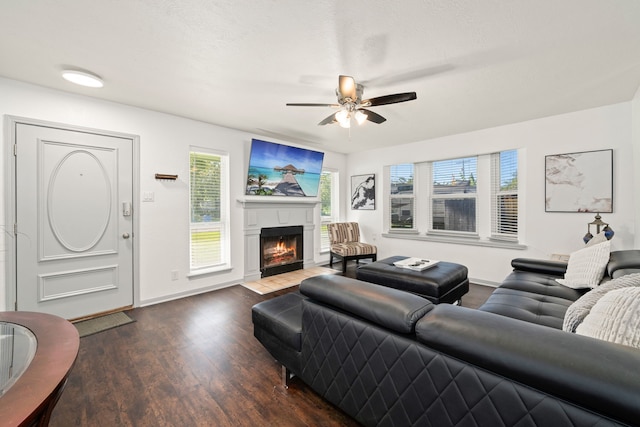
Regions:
[[143, 192, 155, 202]]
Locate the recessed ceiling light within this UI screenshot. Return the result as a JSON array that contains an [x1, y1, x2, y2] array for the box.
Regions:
[[61, 69, 104, 88]]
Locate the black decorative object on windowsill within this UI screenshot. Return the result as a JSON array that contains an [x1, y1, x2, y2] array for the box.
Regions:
[[583, 213, 614, 244]]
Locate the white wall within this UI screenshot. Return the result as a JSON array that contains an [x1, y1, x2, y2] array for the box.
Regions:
[[0, 77, 347, 309], [1, 77, 636, 308], [347, 102, 636, 285], [632, 86, 640, 249]]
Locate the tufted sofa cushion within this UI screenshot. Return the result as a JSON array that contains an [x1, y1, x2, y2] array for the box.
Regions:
[[479, 270, 586, 329], [480, 251, 640, 330]]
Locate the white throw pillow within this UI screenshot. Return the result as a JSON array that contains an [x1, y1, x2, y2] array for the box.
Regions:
[[556, 241, 611, 289], [563, 273, 640, 332], [576, 287, 640, 349]]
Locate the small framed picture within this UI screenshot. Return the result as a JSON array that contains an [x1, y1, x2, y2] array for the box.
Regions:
[[351, 174, 375, 210]]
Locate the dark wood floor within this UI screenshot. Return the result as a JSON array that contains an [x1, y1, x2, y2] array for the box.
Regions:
[[50, 263, 494, 427]]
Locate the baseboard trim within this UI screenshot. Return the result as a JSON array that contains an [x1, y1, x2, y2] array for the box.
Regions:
[[139, 279, 239, 307]]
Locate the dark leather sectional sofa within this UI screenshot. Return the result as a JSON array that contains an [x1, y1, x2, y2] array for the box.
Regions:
[[252, 250, 640, 426]]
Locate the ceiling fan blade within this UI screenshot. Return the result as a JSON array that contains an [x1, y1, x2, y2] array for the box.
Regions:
[[338, 75, 357, 101], [286, 103, 340, 107], [363, 92, 417, 107], [363, 64, 455, 87], [358, 109, 386, 124], [318, 113, 337, 126]]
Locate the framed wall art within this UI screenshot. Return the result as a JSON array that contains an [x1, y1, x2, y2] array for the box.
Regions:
[[545, 149, 613, 213], [351, 174, 375, 210]]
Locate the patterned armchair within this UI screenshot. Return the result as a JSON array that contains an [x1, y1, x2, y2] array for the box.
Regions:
[[327, 222, 377, 273]]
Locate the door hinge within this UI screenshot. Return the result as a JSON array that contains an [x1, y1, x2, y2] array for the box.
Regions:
[[13, 223, 18, 236], [13, 143, 17, 156], [14, 301, 18, 311]]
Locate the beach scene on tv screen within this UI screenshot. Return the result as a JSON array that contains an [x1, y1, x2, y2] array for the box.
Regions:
[[246, 139, 325, 197]]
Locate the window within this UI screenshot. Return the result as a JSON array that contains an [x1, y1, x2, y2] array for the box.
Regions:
[[189, 148, 230, 272], [430, 157, 477, 234], [389, 163, 415, 229], [385, 150, 520, 246], [491, 150, 518, 240], [319, 169, 339, 252]]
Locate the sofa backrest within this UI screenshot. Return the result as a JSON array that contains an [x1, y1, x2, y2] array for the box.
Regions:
[[298, 281, 631, 427], [300, 274, 433, 334], [417, 303, 640, 426]]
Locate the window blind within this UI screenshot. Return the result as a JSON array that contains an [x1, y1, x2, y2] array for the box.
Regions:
[[491, 150, 518, 239], [190, 151, 225, 270], [389, 164, 415, 229], [319, 170, 337, 251], [431, 157, 477, 233]]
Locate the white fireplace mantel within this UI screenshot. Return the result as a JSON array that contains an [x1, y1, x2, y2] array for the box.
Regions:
[[236, 197, 320, 208], [238, 197, 319, 281]]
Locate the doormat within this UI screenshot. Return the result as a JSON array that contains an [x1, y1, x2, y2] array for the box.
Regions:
[[242, 266, 340, 295], [73, 311, 135, 338]]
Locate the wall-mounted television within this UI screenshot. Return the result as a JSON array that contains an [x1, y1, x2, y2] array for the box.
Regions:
[[245, 139, 325, 197]]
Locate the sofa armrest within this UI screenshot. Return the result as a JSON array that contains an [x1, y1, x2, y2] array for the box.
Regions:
[[300, 274, 433, 334], [416, 305, 640, 426], [608, 250, 640, 278], [510, 258, 567, 276]]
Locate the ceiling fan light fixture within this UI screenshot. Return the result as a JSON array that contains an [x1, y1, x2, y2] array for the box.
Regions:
[[338, 118, 351, 128], [355, 110, 368, 125], [335, 110, 350, 128], [61, 69, 104, 88]]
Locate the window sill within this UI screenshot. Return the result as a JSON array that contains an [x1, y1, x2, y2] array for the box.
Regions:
[[382, 232, 526, 250], [386, 229, 420, 235], [188, 265, 233, 278]]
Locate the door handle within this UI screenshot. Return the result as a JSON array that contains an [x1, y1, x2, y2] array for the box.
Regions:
[[123, 233, 130, 239]]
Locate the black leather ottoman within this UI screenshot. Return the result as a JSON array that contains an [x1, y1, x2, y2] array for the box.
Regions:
[[356, 256, 469, 304]]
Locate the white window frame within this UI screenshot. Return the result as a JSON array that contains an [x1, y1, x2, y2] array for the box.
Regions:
[[188, 146, 231, 275], [427, 156, 478, 237], [319, 169, 339, 252], [491, 150, 518, 242], [384, 150, 522, 248], [387, 163, 417, 232]]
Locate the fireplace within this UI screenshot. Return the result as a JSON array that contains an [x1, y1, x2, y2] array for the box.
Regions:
[[260, 226, 304, 277]]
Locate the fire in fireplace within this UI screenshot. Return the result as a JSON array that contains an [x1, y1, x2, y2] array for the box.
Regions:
[[260, 226, 303, 277]]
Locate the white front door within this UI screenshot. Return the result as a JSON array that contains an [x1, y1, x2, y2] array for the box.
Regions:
[[13, 121, 135, 319]]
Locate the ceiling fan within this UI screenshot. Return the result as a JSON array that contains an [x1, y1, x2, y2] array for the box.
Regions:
[[286, 75, 417, 128]]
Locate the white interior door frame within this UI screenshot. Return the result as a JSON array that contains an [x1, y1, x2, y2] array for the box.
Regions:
[[3, 115, 141, 311]]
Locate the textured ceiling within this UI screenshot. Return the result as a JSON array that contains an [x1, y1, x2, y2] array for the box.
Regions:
[[1, 1, 640, 153]]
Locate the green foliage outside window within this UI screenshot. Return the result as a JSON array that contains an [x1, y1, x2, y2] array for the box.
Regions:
[[320, 171, 332, 217], [190, 152, 221, 222]]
